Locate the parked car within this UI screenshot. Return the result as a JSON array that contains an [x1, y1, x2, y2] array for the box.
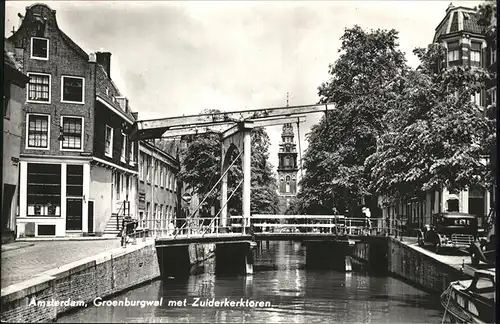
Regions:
[[417, 212, 477, 253]]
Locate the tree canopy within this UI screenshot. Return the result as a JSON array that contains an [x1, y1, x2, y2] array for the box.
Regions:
[[178, 113, 280, 216], [297, 25, 409, 215], [367, 43, 496, 200], [295, 18, 496, 215]]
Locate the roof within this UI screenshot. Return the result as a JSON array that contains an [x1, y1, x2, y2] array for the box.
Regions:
[[4, 39, 29, 84], [4, 51, 22, 71], [433, 5, 486, 42]]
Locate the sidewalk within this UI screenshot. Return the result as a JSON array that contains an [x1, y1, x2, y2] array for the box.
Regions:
[[1, 242, 34, 252], [1, 239, 122, 288]]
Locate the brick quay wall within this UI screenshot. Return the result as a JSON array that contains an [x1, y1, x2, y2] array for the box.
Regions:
[[1, 241, 161, 323], [351, 237, 468, 294]]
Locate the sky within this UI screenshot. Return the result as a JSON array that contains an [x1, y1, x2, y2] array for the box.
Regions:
[[4, 0, 481, 182]]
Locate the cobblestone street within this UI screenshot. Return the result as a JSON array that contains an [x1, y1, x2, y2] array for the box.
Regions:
[[1, 239, 121, 288]]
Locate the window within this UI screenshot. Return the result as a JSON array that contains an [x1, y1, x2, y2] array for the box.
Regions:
[[61, 76, 84, 104], [470, 42, 482, 67], [3, 82, 11, 118], [129, 142, 135, 165], [448, 49, 460, 62], [67, 165, 83, 197], [491, 46, 497, 64], [27, 163, 61, 217], [447, 41, 460, 66], [105, 125, 113, 157], [30, 37, 49, 60], [146, 156, 151, 182], [285, 175, 291, 193], [27, 73, 51, 103], [160, 166, 164, 187], [139, 153, 144, 180], [27, 114, 50, 149], [61, 117, 83, 150], [153, 160, 159, 185], [471, 92, 481, 106], [447, 199, 459, 212], [121, 133, 127, 162]]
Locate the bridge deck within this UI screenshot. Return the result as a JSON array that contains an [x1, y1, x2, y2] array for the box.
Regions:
[[154, 232, 388, 246]]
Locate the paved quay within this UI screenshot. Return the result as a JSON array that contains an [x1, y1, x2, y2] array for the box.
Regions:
[[1, 239, 122, 288], [400, 239, 495, 277]]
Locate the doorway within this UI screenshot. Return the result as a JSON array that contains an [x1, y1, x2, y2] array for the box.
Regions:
[[88, 200, 94, 234]]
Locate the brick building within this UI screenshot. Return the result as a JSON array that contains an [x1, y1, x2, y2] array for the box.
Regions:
[[380, 3, 495, 233], [7, 3, 179, 238], [137, 140, 179, 234], [3, 39, 30, 243]]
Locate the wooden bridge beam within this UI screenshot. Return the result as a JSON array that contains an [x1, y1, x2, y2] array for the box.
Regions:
[[129, 103, 332, 140]]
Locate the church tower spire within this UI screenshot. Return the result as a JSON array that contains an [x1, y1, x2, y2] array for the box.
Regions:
[[277, 93, 299, 212]]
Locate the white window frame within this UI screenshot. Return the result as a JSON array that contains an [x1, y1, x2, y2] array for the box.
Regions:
[[129, 141, 135, 166], [25, 113, 50, 150], [159, 165, 164, 188], [471, 92, 481, 106], [146, 156, 151, 183], [105, 125, 114, 158], [60, 116, 84, 152], [120, 132, 127, 163], [447, 49, 460, 62], [30, 37, 49, 60], [61, 76, 85, 104], [139, 153, 144, 180], [26, 72, 51, 104]]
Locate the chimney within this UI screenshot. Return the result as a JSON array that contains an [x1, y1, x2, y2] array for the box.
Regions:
[[96, 52, 112, 78]]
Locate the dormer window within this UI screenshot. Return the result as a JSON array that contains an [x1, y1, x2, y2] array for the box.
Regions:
[[31, 37, 49, 60]]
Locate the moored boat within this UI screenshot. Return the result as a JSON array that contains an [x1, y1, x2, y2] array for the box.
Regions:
[[440, 269, 495, 323]]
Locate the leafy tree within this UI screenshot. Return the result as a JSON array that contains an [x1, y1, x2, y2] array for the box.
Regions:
[[366, 43, 496, 200], [476, 0, 497, 44], [178, 112, 280, 217], [297, 25, 408, 215]]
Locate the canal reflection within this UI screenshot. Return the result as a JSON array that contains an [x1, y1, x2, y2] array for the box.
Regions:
[[58, 241, 443, 323]]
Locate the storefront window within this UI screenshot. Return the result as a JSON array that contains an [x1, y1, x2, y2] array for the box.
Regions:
[[27, 163, 61, 216]]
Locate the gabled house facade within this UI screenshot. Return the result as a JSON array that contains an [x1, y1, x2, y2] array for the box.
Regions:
[[7, 3, 179, 238]]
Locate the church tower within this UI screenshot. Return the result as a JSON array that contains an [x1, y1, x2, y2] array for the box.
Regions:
[[277, 122, 299, 212]]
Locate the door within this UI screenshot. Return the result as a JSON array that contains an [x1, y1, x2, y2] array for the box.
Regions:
[[66, 198, 83, 230], [2, 184, 16, 230], [88, 200, 94, 233], [66, 165, 83, 231]]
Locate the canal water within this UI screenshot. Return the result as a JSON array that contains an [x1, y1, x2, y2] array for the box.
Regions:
[[58, 241, 444, 323]]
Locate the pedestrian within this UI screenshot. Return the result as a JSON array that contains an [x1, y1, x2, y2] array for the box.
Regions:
[[121, 215, 132, 247]]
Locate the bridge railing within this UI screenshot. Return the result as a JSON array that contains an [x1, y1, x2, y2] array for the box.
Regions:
[[229, 215, 386, 236], [137, 214, 406, 240]]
